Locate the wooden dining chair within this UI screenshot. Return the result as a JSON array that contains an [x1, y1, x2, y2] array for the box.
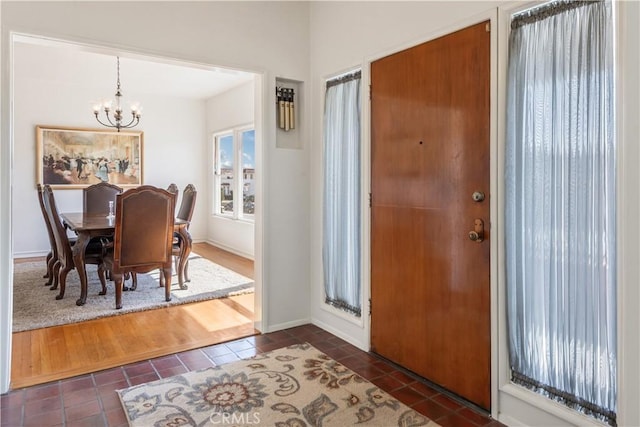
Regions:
[[42, 185, 107, 300], [83, 181, 123, 215], [172, 184, 197, 282], [166, 183, 179, 219], [100, 185, 176, 309], [37, 184, 58, 287], [83, 181, 124, 280]]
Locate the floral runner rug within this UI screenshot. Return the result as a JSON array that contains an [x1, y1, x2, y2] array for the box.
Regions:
[[117, 343, 439, 426]]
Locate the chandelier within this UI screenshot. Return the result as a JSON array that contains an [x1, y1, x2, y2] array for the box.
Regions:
[[92, 56, 141, 132]]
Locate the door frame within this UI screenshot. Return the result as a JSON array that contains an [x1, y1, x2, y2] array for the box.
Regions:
[[361, 9, 500, 417], [0, 31, 266, 394]]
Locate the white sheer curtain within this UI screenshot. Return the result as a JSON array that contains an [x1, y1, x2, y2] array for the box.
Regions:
[[505, 1, 616, 424], [323, 71, 362, 316]]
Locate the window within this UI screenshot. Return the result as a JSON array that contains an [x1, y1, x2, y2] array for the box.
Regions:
[[505, 1, 616, 424], [322, 70, 362, 316], [213, 127, 255, 220]]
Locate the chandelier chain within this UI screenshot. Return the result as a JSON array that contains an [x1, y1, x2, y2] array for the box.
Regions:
[[93, 56, 141, 132], [116, 57, 121, 91]]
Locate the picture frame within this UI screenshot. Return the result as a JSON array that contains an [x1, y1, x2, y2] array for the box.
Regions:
[[36, 125, 143, 189]]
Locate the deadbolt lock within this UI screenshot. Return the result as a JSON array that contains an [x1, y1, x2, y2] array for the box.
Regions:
[[468, 219, 485, 243], [472, 191, 485, 202]]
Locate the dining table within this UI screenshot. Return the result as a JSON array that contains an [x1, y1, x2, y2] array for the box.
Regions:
[[60, 212, 192, 306]]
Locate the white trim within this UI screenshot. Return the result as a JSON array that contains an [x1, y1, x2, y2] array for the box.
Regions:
[[12, 251, 49, 259], [488, 8, 500, 421], [500, 384, 610, 427], [264, 318, 310, 334], [251, 72, 265, 335], [615, 1, 640, 425], [360, 62, 372, 351], [0, 31, 267, 389], [0, 8, 13, 395], [319, 301, 364, 327], [313, 318, 369, 352], [204, 238, 254, 261], [496, 0, 528, 422], [10, 32, 262, 79]]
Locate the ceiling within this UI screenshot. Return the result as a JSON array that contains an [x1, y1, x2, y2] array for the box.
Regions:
[[14, 35, 256, 101]]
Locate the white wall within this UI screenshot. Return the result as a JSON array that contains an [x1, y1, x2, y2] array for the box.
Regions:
[[12, 43, 209, 257], [308, 1, 640, 426], [0, 1, 312, 394], [206, 81, 255, 259]]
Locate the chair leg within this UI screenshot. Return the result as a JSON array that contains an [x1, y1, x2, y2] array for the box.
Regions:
[[43, 251, 52, 278], [114, 273, 124, 309], [124, 272, 138, 291], [97, 264, 107, 296], [55, 265, 73, 300], [184, 259, 190, 283], [45, 255, 57, 286], [49, 260, 61, 291], [163, 268, 172, 302]]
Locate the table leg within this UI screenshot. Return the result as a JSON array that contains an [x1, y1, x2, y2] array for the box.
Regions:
[[73, 232, 90, 306], [176, 226, 192, 290]]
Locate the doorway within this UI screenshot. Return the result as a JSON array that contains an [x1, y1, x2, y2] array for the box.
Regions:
[[7, 34, 263, 387], [370, 21, 491, 410]]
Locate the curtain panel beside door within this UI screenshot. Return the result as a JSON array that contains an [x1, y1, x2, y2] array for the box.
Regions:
[[322, 70, 362, 317], [505, 1, 616, 425]]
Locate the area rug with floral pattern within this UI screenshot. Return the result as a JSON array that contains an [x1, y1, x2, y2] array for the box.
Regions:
[[117, 343, 439, 426]]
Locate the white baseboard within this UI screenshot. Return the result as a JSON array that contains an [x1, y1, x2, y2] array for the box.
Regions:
[[13, 250, 48, 259], [311, 318, 368, 352], [204, 239, 254, 260], [263, 318, 311, 333], [497, 413, 526, 426]]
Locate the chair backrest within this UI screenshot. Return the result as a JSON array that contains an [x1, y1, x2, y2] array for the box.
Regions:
[[113, 185, 176, 273], [37, 184, 57, 258], [176, 184, 197, 223], [167, 183, 178, 194], [42, 185, 73, 268], [83, 182, 123, 215]]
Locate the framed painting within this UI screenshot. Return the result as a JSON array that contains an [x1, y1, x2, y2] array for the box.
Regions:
[[36, 125, 143, 189]]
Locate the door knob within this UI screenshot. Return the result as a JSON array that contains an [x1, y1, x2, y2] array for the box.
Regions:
[[468, 219, 484, 243], [472, 191, 485, 202]]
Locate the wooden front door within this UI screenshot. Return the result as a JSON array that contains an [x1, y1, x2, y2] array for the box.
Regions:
[[370, 21, 491, 409]]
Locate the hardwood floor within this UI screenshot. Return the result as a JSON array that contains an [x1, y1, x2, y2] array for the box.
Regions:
[[10, 243, 256, 389]]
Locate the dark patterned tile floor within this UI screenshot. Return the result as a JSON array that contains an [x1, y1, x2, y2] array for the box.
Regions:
[[1, 324, 505, 427]]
